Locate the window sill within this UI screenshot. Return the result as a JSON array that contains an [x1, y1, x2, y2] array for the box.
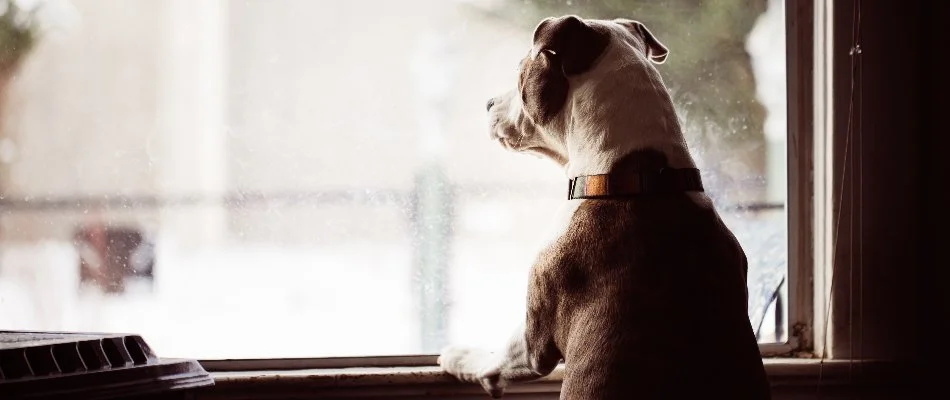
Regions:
[[193, 358, 912, 400]]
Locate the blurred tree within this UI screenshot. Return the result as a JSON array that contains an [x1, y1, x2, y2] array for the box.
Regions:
[[1, 0, 40, 77], [495, 0, 772, 201], [1, 0, 58, 214]]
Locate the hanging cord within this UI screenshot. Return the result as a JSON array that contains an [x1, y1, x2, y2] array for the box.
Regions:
[[817, 0, 862, 396], [855, 0, 864, 382]]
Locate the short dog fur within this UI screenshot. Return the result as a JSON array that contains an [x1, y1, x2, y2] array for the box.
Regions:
[[438, 15, 772, 399]]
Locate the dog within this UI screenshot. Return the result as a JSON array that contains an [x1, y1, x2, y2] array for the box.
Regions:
[[437, 15, 772, 399]]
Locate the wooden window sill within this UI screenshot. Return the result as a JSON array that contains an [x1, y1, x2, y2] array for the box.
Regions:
[[192, 358, 911, 399]]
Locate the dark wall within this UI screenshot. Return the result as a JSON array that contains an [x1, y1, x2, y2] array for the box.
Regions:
[[918, 0, 950, 390], [829, 0, 916, 362], [828, 0, 949, 389]]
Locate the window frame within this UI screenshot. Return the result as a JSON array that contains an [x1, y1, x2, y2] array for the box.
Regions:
[[756, 0, 817, 358]]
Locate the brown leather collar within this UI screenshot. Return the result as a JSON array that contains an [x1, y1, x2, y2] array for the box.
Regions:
[[568, 168, 704, 200]]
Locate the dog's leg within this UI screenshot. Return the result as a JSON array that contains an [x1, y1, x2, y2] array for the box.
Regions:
[[438, 319, 559, 398]]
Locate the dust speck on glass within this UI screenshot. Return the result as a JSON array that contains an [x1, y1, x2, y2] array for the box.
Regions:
[[0, 0, 787, 359]]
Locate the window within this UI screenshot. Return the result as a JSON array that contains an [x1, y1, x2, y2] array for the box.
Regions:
[[0, 0, 796, 361]]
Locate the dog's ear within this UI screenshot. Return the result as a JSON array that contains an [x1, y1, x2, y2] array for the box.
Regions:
[[532, 15, 610, 76], [519, 16, 608, 124], [616, 19, 669, 64], [518, 49, 570, 125]]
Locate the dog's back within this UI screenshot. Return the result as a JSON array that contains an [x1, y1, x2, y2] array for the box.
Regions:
[[533, 151, 772, 399]]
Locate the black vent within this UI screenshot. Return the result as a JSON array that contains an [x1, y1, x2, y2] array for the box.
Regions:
[[0, 332, 157, 381], [1, 331, 213, 399]]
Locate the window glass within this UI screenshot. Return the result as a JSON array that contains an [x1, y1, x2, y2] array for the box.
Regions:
[[0, 0, 787, 359]]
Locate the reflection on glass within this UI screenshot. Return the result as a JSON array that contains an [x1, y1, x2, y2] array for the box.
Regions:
[[0, 0, 787, 359]]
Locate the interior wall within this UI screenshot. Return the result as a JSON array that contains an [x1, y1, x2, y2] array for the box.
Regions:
[[827, 0, 949, 391], [827, 0, 917, 362], [917, 0, 950, 391]]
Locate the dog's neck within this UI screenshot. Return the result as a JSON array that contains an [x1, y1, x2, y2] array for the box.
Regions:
[[565, 138, 695, 179], [562, 58, 697, 179]]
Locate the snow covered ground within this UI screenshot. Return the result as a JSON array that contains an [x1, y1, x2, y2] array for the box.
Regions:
[[0, 207, 784, 360]]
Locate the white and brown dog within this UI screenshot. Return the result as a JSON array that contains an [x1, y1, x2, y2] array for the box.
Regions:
[[438, 15, 772, 399]]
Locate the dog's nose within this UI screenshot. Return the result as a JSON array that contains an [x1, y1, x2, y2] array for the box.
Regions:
[[486, 98, 495, 111]]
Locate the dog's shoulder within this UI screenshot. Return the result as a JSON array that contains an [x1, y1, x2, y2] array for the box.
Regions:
[[537, 187, 739, 270]]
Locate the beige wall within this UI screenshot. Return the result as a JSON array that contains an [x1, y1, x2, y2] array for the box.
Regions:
[[2, 0, 163, 197]]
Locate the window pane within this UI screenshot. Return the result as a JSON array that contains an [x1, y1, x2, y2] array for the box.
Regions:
[[0, 0, 787, 359]]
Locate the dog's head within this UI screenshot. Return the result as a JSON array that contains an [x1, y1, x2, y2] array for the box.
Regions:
[[487, 15, 672, 168]]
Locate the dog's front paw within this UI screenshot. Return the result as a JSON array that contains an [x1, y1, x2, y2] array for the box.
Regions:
[[438, 345, 482, 382], [438, 345, 505, 398]]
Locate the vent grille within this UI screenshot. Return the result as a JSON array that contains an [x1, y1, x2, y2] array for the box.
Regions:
[[1, 331, 213, 398], [0, 333, 157, 381]]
